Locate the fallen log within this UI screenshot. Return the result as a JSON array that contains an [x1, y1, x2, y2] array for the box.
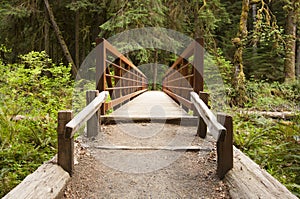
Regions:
[[225, 146, 297, 199], [3, 159, 70, 199], [241, 111, 296, 119]]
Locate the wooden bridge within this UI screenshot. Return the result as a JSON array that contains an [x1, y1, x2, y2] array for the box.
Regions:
[[4, 39, 297, 199]]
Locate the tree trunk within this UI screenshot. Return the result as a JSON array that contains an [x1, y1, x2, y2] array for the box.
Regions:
[[74, 0, 80, 68], [284, 5, 296, 82], [44, 0, 77, 77], [232, 0, 249, 106], [296, 37, 300, 78], [252, 3, 258, 50], [44, 4, 50, 55]]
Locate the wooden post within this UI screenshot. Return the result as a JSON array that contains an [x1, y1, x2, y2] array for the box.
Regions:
[[193, 38, 204, 93], [96, 38, 106, 115], [57, 110, 74, 175], [216, 113, 233, 179], [86, 90, 100, 137], [197, 92, 209, 138]]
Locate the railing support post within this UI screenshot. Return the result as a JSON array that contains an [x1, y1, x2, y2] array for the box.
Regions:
[[57, 110, 74, 176], [216, 113, 233, 179], [86, 90, 100, 137], [96, 38, 106, 115], [197, 92, 209, 138], [193, 38, 204, 93]]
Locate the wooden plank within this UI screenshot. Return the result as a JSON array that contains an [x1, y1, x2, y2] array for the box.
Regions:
[[65, 91, 108, 138], [197, 92, 209, 138], [93, 145, 212, 152], [102, 115, 198, 127], [110, 91, 190, 119], [225, 146, 298, 199], [86, 90, 100, 137], [190, 92, 226, 141], [3, 162, 70, 199]]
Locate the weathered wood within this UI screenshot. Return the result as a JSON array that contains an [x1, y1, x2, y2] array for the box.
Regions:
[[57, 110, 74, 175], [242, 110, 296, 120], [197, 92, 209, 138], [190, 92, 226, 141], [3, 162, 70, 199], [102, 116, 198, 127], [65, 91, 108, 138], [86, 90, 100, 137], [217, 113, 233, 179], [225, 146, 298, 199], [109, 91, 190, 120], [93, 145, 212, 152]]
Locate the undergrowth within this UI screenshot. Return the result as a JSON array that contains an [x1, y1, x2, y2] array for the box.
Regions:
[[232, 80, 300, 197], [0, 51, 73, 197]]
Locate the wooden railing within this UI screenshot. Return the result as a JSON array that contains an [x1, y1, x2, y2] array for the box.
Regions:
[[57, 90, 108, 175], [191, 92, 233, 179], [162, 38, 204, 112], [95, 38, 148, 114]]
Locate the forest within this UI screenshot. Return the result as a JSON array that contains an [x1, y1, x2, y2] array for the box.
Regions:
[[0, 0, 299, 197]]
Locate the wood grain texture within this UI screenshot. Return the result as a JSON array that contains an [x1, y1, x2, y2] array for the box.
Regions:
[[225, 146, 298, 199], [191, 92, 226, 141], [65, 91, 108, 138], [93, 145, 212, 152], [86, 90, 99, 138], [3, 162, 70, 199], [109, 91, 191, 119]]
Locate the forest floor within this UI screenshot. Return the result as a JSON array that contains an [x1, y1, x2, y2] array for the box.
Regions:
[[61, 123, 230, 199]]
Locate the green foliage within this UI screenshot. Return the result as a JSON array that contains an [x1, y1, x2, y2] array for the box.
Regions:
[[232, 81, 300, 196], [244, 24, 285, 81], [0, 51, 73, 197], [233, 113, 300, 197], [244, 80, 300, 110]]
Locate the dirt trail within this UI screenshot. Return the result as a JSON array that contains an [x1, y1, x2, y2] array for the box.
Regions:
[[61, 123, 230, 199]]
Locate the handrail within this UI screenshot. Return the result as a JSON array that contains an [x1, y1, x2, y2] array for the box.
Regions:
[[190, 92, 226, 141], [96, 38, 148, 114], [162, 38, 204, 112], [65, 91, 109, 138], [190, 91, 233, 179], [57, 90, 108, 175]]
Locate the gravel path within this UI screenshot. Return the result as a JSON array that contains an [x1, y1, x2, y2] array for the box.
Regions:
[[61, 123, 230, 199]]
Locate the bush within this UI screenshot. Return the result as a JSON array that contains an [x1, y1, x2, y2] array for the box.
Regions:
[[0, 51, 73, 197]]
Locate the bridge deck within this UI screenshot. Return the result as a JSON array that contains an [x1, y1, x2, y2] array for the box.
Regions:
[[106, 91, 193, 120]]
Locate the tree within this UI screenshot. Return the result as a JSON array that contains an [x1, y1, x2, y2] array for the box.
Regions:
[[232, 0, 250, 106], [99, 0, 166, 88], [243, 0, 285, 81], [283, 0, 299, 82], [44, 0, 77, 77]]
